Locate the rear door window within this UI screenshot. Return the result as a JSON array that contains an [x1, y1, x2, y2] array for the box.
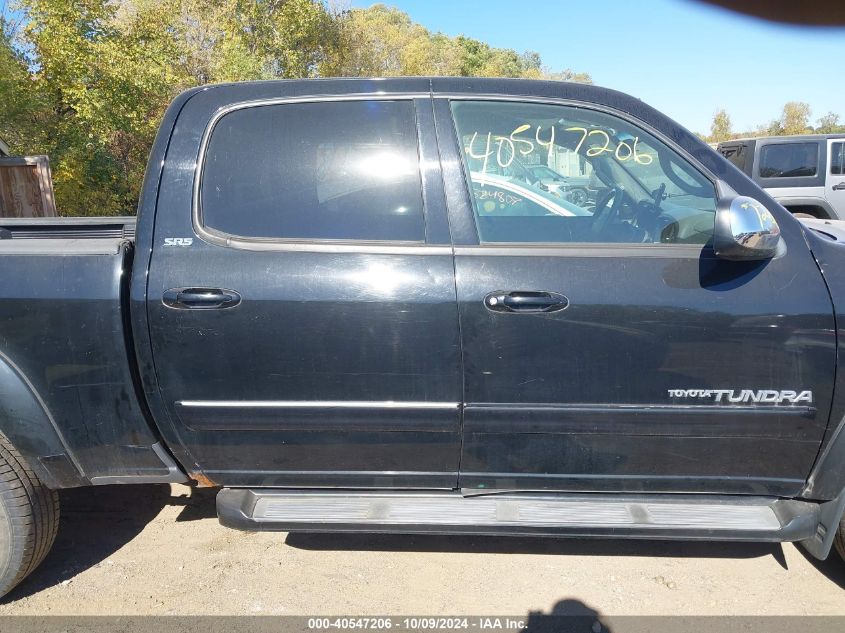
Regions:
[[831, 142, 844, 175], [200, 100, 425, 242], [759, 142, 819, 178]]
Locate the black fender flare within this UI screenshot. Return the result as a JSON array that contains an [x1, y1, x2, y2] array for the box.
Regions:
[[800, 485, 845, 560], [802, 411, 845, 560], [774, 196, 837, 219], [0, 350, 87, 488]]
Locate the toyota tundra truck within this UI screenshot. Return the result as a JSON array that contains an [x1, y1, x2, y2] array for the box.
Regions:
[[2, 78, 845, 598]]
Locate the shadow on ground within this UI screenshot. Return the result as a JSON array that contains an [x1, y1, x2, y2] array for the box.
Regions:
[[3, 484, 217, 602], [7, 482, 843, 602], [798, 545, 845, 590], [522, 598, 608, 632], [285, 531, 788, 566]]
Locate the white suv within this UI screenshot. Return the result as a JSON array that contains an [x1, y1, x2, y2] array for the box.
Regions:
[[718, 134, 845, 219]]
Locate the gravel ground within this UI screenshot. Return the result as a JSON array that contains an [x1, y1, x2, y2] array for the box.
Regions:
[[0, 483, 842, 616]]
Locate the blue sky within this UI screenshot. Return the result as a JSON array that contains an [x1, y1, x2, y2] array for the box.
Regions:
[[4, 1, 841, 135], [351, 0, 845, 134]]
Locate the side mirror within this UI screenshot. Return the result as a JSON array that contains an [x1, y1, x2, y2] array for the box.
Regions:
[[713, 196, 782, 261]]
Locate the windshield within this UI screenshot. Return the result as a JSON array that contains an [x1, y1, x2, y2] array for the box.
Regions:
[[530, 165, 564, 180]]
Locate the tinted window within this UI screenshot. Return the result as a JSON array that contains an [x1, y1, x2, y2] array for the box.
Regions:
[[471, 174, 583, 217], [759, 142, 818, 178], [201, 100, 425, 242], [831, 142, 844, 175], [719, 144, 747, 171], [450, 101, 717, 245], [529, 165, 565, 181]]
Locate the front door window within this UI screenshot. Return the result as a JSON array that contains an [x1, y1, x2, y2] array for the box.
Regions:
[[450, 100, 717, 245]]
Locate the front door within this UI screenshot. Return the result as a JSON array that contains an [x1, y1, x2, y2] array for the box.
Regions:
[[147, 95, 462, 488], [437, 97, 835, 497], [827, 139, 845, 216]]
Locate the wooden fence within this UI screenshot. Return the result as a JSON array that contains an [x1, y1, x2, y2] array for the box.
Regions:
[[0, 156, 58, 218]]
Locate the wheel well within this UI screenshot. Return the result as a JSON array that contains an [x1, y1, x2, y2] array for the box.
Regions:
[[784, 205, 831, 219]]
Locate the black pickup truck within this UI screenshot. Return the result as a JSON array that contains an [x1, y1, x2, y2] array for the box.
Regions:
[[2, 78, 845, 597]]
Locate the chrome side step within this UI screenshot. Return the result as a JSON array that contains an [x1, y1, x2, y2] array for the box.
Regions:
[[217, 489, 819, 542]]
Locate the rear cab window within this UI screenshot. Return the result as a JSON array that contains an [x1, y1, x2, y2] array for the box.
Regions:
[[199, 99, 426, 243]]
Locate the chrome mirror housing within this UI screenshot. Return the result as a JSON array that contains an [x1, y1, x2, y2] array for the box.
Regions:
[[713, 196, 782, 261]]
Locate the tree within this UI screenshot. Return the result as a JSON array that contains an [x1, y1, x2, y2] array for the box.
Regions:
[[816, 112, 845, 134], [453, 35, 529, 77], [5, 0, 339, 216], [219, 0, 338, 80], [7, 0, 191, 215], [758, 119, 783, 136], [542, 68, 593, 84], [0, 10, 37, 153], [325, 5, 591, 82], [2, 0, 591, 216], [326, 4, 434, 76], [708, 109, 733, 143], [779, 101, 812, 135]]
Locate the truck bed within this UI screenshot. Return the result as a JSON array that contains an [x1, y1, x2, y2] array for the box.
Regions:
[[0, 222, 182, 488], [0, 216, 136, 240]]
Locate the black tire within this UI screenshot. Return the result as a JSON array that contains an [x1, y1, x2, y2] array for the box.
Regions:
[[0, 433, 60, 598], [786, 206, 830, 220]]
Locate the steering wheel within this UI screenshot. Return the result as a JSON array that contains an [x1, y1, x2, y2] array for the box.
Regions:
[[591, 186, 626, 238]]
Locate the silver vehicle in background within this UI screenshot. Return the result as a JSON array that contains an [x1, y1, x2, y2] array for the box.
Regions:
[[718, 134, 845, 219], [469, 171, 591, 217], [527, 164, 595, 206]]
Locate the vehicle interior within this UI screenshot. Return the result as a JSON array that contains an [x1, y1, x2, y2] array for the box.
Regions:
[[451, 101, 719, 245]]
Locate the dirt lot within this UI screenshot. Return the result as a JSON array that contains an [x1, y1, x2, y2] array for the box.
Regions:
[[0, 483, 842, 616]]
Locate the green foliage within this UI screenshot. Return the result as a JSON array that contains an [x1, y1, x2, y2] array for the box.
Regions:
[[0, 0, 590, 216], [707, 109, 732, 143], [325, 4, 429, 76], [453, 35, 532, 78], [707, 101, 844, 142], [5, 0, 195, 215], [778, 101, 812, 136], [1, 9, 48, 155], [816, 112, 845, 134], [323, 5, 586, 81]]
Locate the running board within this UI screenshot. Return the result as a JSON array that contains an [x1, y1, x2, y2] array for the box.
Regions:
[[216, 489, 819, 542]]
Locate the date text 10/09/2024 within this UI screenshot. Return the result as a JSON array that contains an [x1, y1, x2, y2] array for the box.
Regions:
[[307, 618, 533, 631]]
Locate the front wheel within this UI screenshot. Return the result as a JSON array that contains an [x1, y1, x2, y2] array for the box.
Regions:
[[0, 434, 60, 598]]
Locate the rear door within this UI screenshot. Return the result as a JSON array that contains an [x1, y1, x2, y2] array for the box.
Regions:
[[827, 139, 845, 216], [147, 90, 462, 488], [435, 96, 835, 497]]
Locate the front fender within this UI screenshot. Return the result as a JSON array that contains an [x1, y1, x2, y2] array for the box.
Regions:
[[0, 350, 87, 488], [803, 228, 845, 500]]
